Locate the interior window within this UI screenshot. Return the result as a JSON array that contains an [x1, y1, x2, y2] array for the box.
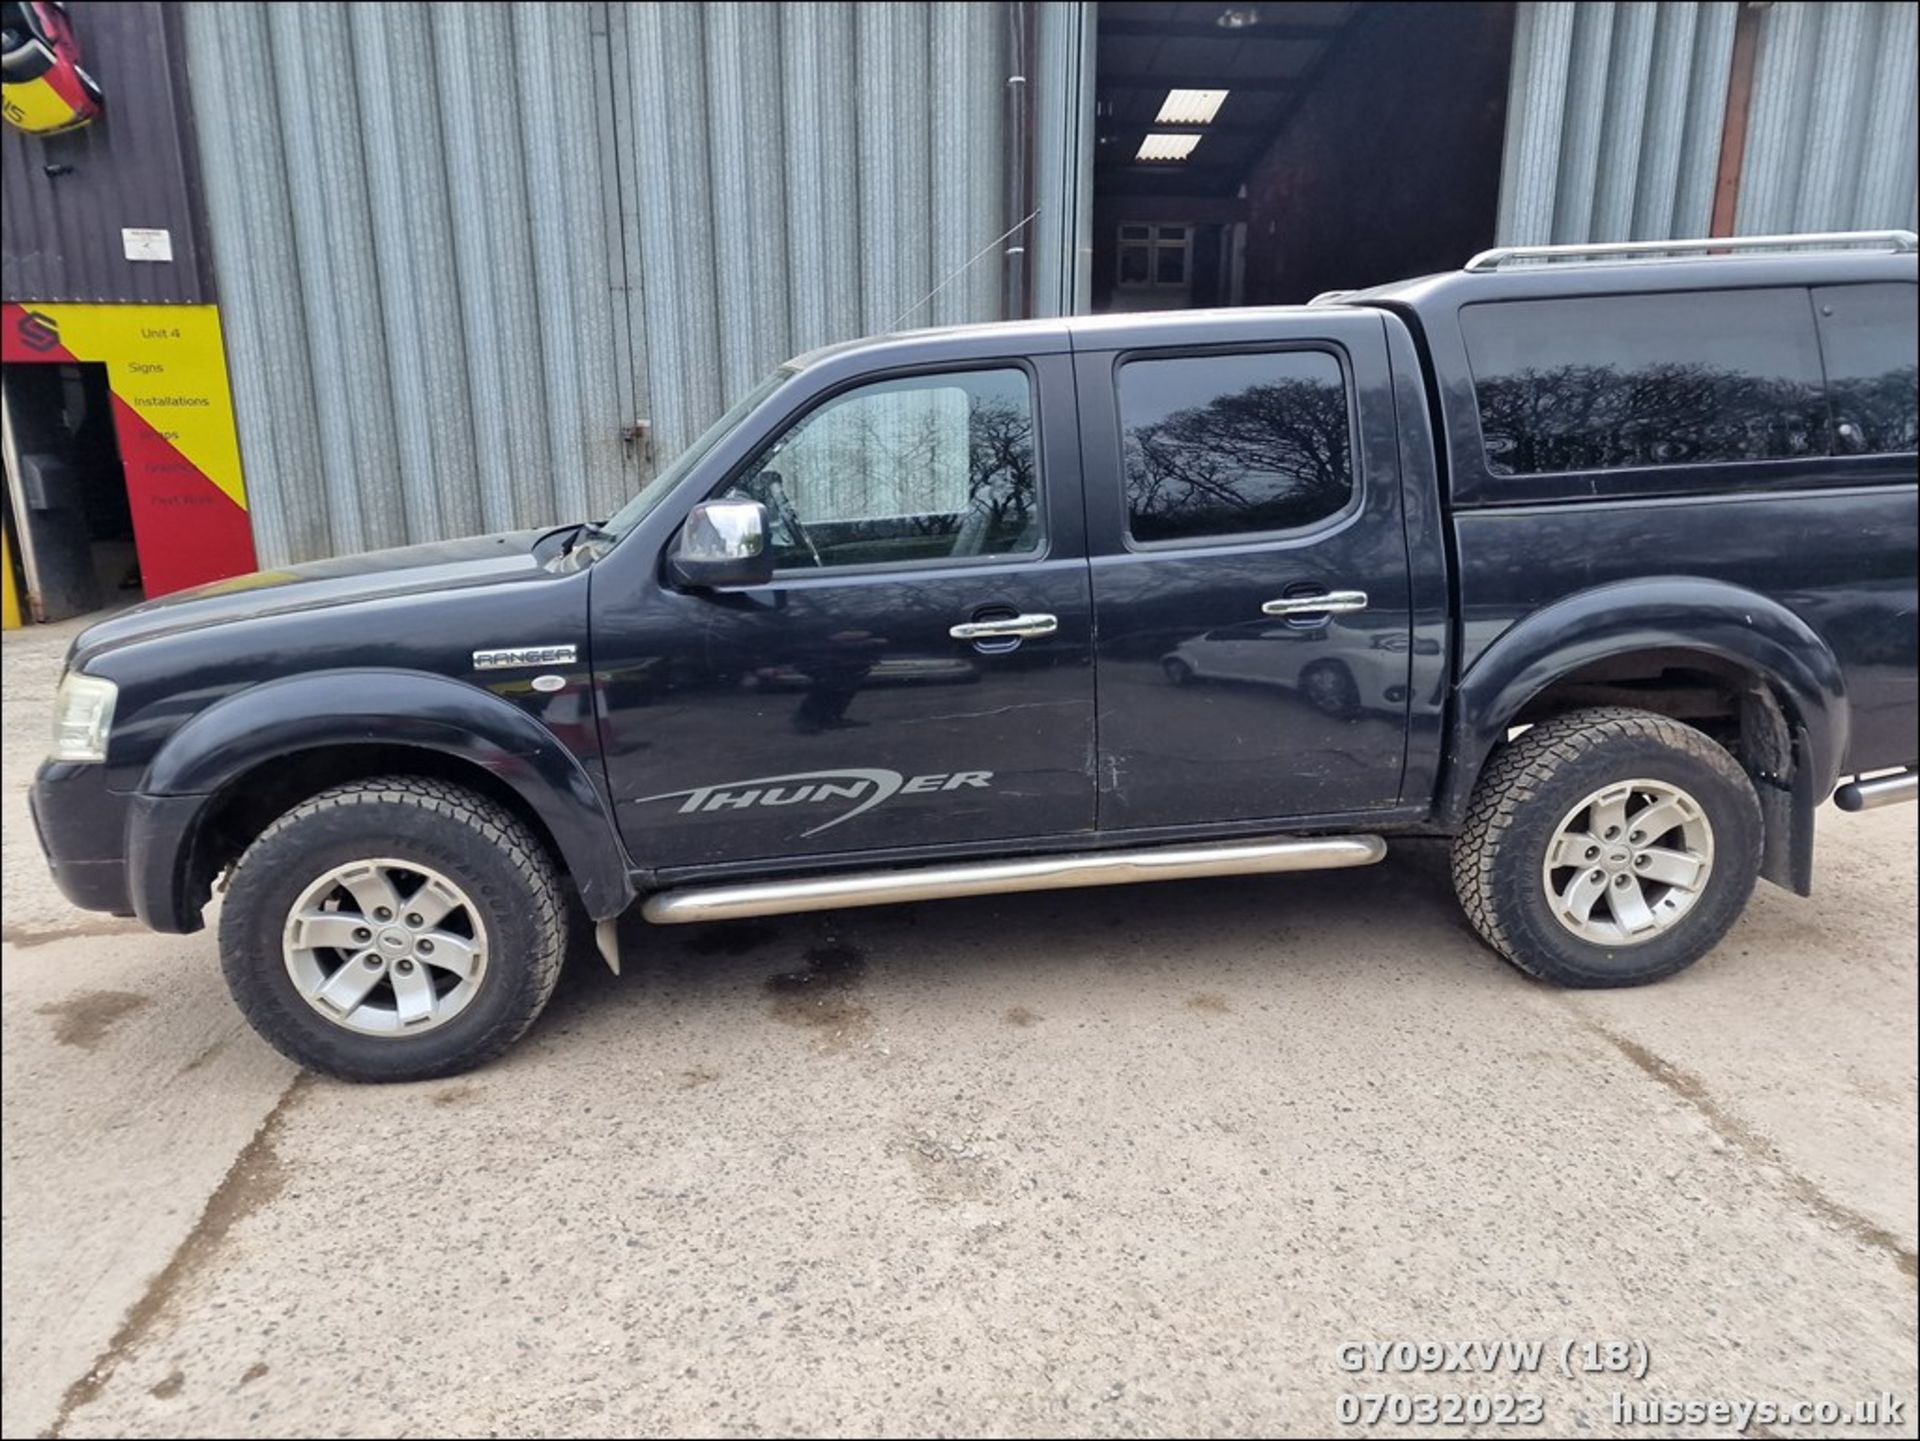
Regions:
[[726, 368, 1041, 570], [1117, 350, 1355, 543], [1814, 283, 1919, 456], [1461, 289, 1829, 476], [1117, 223, 1191, 290]]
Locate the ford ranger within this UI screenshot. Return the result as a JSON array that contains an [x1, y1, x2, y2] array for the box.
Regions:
[[29, 231, 1920, 1081]]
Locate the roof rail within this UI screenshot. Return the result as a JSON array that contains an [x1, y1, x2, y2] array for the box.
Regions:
[[1463, 230, 1919, 272]]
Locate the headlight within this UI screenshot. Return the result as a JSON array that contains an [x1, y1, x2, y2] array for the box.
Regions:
[[50, 673, 118, 762]]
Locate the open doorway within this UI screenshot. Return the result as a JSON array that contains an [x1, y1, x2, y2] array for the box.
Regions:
[[2, 361, 142, 621], [1090, 1, 1516, 311]]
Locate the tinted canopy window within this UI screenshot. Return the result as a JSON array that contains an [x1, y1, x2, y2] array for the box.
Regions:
[[1462, 290, 1829, 476], [1816, 283, 1918, 456], [1118, 350, 1354, 543]]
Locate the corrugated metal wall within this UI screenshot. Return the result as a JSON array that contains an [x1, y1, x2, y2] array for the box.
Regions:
[[2, 2, 215, 304], [1497, 1, 1738, 245], [1498, 1, 1918, 247], [183, 2, 628, 564], [608, 2, 1006, 467], [1737, 1, 1920, 234], [1032, 1, 1096, 318], [185, 1, 1008, 567]]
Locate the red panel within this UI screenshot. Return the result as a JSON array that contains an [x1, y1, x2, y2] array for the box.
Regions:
[[107, 394, 256, 596], [5, 304, 256, 598]]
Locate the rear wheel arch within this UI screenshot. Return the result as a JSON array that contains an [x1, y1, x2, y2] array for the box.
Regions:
[[1440, 581, 1849, 829]]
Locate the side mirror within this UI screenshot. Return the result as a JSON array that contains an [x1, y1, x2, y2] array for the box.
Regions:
[[668, 499, 774, 589]]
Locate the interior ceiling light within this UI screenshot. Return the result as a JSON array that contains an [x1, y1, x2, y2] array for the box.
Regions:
[[1156, 88, 1230, 125], [1135, 132, 1203, 162], [1216, 6, 1262, 28]]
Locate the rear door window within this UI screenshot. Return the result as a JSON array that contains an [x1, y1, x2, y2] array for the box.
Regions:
[[1461, 289, 1829, 476], [1814, 283, 1919, 456], [1116, 349, 1355, 543]]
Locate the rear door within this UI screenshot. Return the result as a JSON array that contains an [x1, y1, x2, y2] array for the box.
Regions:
[[1074, 310, 1414, 830]]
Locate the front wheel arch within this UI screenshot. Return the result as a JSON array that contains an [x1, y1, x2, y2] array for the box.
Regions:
[[138, 671, 635, 930], [180, 742, 593, 926]]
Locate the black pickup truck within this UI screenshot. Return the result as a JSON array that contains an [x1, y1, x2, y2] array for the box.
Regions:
[[31, 232, 1920, 1082]]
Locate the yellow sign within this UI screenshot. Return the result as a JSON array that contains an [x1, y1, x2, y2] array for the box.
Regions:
[[2, 524, 20, 630], [3, 302, 256, 597]]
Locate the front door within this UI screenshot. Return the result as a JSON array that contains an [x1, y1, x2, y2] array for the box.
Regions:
[[593, 357, 1096, 870], [1076, 312, 1414, 831]]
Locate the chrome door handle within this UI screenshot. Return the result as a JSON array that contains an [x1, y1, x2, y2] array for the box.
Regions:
[[949, 613, 1058, 641], [1261, 589, 1369, 618]]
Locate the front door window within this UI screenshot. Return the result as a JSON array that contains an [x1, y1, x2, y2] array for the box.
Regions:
[[727, 368, 1042, 570]]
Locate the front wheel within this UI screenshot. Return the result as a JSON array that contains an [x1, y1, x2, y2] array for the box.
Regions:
[[218, 777, 568, 1082], [1451, 707, 1762, 987]]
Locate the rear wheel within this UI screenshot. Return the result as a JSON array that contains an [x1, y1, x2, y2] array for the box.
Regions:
[[219, 777, 568, 1082], [1451, 707, 1762, 987]]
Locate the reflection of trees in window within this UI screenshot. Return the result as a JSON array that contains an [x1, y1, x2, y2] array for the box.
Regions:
[[960, 397, 1038, 549], [1830, 366, 1919, 455], [1125, 377, 1353, 542], [1475, 362, 1829, 476]]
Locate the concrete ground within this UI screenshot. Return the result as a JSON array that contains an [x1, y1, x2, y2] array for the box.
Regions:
[[3, 614, 1914, 1439]]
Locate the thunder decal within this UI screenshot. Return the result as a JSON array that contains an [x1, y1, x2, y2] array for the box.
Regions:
[[640, 769, 994, 838]]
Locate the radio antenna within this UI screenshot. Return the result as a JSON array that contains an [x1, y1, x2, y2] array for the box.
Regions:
[[887, 208, 1041, 333]]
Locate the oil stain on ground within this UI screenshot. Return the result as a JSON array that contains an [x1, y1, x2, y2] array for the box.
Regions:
[[1187, 992, 1233, 1015], [764, 941, 872, 1049], [686, 922, 783, 957], [1004, 1006, 1041, 1028], [37, 990, 151, 1050]]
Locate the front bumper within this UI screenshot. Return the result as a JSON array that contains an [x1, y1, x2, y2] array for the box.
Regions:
[[30, 764, 209, 931], [29, 762, 135, 917]]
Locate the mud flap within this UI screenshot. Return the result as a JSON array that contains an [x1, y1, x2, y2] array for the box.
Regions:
[[1757, 727, 1817, 897], [595, 916, 622, 975]]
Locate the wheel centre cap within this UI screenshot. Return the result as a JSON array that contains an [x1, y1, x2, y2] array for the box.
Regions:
[[378, 928, 410, 952], [1610, 850, 1630, 866]]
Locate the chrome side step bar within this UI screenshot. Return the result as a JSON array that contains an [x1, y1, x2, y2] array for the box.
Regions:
[[642, 834, 1388, 925], [1833, 768, 1919, 812]]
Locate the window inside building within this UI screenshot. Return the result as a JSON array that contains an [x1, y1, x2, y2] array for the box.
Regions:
[[727, 368, 1041, 570], [1117, 224, 1191, 289], [1117, 349, 1354, 543], [1461, 290, 1830, 476]]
